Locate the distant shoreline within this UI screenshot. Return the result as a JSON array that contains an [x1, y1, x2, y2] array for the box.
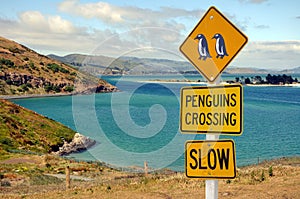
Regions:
[[0, 93, 72, 100], [2, 79, 300, 100], [137, 79, 204, 85], [138, 79, 300, 87]]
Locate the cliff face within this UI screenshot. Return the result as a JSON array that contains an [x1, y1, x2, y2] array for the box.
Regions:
[[0, 36, 117, 96]]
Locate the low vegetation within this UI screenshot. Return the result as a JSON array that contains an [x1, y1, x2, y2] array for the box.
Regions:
[[0, 155, 299, 198], [0, 99, 75, 154]]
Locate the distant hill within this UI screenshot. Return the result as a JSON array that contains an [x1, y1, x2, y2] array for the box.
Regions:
[[0, 99, 75, 153], [225, 66, 300, 74], [49, 53, 300, 75], [48, 54, 194, 75], [279, 66, 300, 74], [224, 67, 274, 74], [0, 36, 117, 96], [48, 53, 114, 69]]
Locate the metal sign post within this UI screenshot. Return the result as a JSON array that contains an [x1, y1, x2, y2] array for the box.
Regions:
[[206, 80, 219, 199]]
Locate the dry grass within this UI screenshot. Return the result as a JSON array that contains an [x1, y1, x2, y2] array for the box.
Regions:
[[0, 155, 299, 199]]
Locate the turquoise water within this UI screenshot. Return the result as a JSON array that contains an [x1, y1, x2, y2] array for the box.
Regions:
[[12, 74, 300, 171]]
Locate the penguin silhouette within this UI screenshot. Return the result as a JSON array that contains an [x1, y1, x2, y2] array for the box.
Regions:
[[194, 34, 212, 60], [212, 33, 228, 59]]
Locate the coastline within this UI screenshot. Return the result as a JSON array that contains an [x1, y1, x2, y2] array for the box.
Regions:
[[138, 79, 300, 87], [137, 80, 205, 85], [246, 83, 300, 87], [0, 93, 73, 100], [2, 79, 300, 101]]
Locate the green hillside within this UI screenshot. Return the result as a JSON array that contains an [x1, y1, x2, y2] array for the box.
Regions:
[[0, 99, 75, 155]]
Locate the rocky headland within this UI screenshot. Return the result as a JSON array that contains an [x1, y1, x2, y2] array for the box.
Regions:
[[0, 36, 118, 96], [53, 133, 96, 156]]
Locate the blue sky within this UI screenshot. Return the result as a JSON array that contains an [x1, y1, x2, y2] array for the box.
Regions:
[[1, 0, 299, 69]]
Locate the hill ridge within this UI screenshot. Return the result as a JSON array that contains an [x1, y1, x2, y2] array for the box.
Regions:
[[48, 53, 300, 75], [0, 36, 117, 96]]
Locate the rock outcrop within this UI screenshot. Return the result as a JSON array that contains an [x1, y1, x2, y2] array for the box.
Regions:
[[53, 133, 96, 156]]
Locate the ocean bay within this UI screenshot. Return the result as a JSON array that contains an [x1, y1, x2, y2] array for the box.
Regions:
[[12, 74, 300, 171]]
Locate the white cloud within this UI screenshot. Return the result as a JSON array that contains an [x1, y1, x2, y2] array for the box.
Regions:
[[0, 6, 188, 58], [0, 3, 298, 70], [48, 16, 76, 34], [58, 0, 202, 29], [0, 11, 113, 55], [59, 0, 124, 23], [232, 41, 300, 69], [18, 11, 77, 34], [20, 11, 47, 30]]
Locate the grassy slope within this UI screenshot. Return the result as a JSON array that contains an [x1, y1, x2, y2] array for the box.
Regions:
[[0, 99, 76, 155]]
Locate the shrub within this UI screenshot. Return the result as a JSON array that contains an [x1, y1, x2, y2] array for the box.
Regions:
[[10, 89, 16, 94], [44, 85, 53, 92], [29, 61, 36, 70], [47, 63, 70, 74], [260, 170, 265, 182], [64, 85, 74, 92], [47, 63, 60, 73], [0, 58, 15, 68], [26, 83, 33, 88], [53, 85, 61, 93], [268, 166, 273, 177], [5, 79, 13, 85], [44, 84, 61, 93], [1, 180, 11, 187], [8, 47, 23, 54], [0, 137, 13, 147], [59, 67, 70, 74], [20, 84, 29, 91]]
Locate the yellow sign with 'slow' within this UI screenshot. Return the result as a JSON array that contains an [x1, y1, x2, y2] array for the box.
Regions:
[[185, 140, 236, 179], [180, 84, 243, 135]]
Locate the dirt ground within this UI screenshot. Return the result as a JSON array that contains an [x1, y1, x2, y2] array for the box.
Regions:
[[0, 156, 299, 199]]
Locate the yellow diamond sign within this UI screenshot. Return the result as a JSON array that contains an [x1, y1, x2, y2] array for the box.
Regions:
[[180, 6, 248, 82]]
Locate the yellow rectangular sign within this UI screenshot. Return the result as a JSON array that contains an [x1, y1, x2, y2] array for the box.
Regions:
[[185, 140, 236, 179], [180, 84, 243, 135]]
